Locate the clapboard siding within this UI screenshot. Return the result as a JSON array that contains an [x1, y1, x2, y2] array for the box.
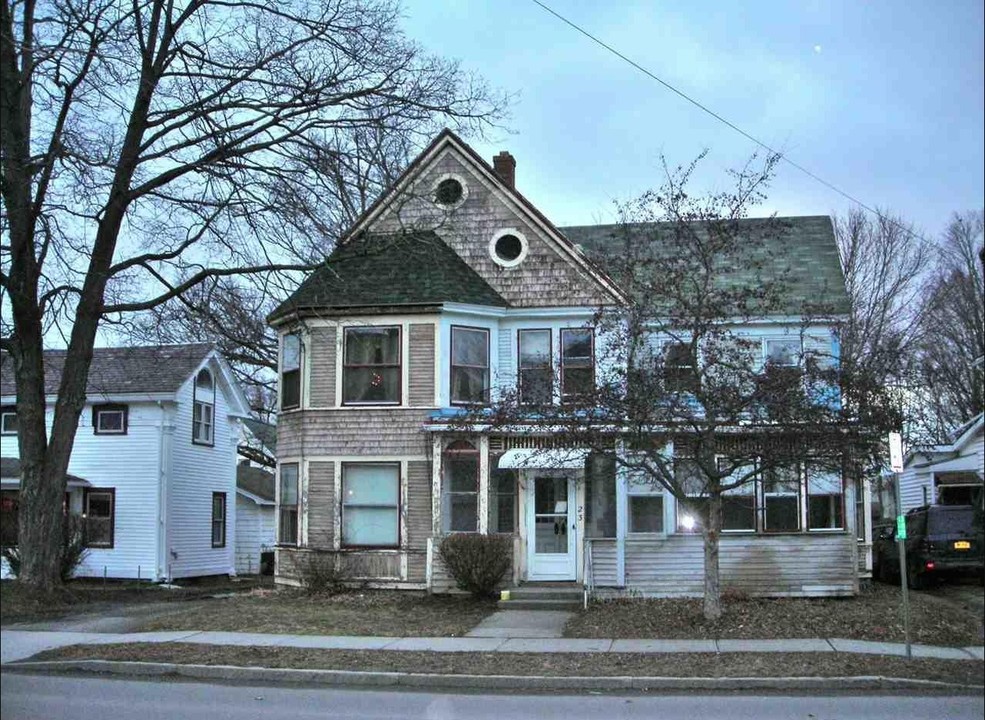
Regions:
[[589, 534, 856, 597], [369, 151, 611, 308], [408, 324, 436, 407], [428, 534, 517, 594], [277, 410, 430, 458], [309, 327, 337, 407], [235, 495, 274, 575], [405, 461, 432, 581], [166, 359, 238, 579], [307, 461, 335, 549]]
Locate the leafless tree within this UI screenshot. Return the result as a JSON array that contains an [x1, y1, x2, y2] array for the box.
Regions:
[[453, 153, 882, 621], [913, 211, 985, 441], [0, 0, 505, 592]]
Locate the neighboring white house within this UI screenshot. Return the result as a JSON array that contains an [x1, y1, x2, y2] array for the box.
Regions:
[[234, 418, 277, 575], [893, 413, 985, 513], [1, 343, 251, 581]]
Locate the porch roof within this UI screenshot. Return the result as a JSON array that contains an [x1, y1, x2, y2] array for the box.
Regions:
[[497, 448, 589, 470], [0, 457, 91, 487]]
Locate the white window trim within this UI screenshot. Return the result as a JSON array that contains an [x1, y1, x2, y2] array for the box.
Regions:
[[489, 228, 529, 268], [0, 409, 16, 435], [626, 477, 667, 537], [763, 337, 802, 368], [338, 323, 406, 408], [431, 172, 469, 209]]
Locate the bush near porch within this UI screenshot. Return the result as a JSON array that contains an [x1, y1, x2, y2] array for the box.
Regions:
[[565, 581, 983, 647]]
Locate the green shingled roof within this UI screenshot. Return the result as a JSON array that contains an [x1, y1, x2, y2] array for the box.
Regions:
[[560, 216, 851, 315], [270, 232, 508, 320]]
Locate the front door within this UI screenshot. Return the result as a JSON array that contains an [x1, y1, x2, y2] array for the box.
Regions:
[[527, 475, 577, 580]]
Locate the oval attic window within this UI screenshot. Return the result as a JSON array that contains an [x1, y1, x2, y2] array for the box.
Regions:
[[494, 234, 523, 262], [434, 177, 464, 205]]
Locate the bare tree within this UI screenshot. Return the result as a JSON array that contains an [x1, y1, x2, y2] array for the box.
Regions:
[[914, 211, 985, 440], [0, 0, 504, 592], [453, 153, 879, 621]]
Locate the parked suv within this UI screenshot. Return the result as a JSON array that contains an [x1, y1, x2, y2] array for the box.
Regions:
[[873, 504, 984, 589]]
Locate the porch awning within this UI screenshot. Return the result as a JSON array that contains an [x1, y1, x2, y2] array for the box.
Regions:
[[926, 456, 983, 476], [0, 457, 91, 487], [497, 448, 589, 470]]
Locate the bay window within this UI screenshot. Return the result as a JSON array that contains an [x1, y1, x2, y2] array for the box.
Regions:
[[281, 333, 302, 409], [451, 326, 489, 404], [341, 463, 400, 547], [278, 463, 299, 545], [343, 326, 401, 405]]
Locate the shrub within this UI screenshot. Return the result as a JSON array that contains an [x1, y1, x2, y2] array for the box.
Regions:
[[291, 551, 349, 595], [1, 514, 89, 582], [437, 533, 512, 598]]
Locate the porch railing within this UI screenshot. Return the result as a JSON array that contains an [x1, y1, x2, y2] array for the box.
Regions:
[[583, 537, 594, 610]]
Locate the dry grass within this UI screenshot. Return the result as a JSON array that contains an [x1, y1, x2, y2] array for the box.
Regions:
[[566, 581, 984, 646], [138, 588, 496, 637], [29, 642, 985, 687]]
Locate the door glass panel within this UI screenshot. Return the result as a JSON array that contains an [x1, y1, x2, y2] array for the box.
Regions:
[[534, 476, 568, 554]]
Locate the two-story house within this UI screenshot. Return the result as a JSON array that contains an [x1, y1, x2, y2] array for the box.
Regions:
[[268, 130, 862, 597], [1, 343, 251, 581]]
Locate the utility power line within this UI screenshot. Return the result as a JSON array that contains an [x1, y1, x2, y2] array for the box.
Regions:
[[530, 0, 937, 249]]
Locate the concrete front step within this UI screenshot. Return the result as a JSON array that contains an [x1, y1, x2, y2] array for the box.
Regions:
[[497, 598, 583, 611], [503, 585, 584, 602]]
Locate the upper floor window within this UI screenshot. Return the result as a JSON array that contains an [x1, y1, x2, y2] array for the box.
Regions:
[[281, 333, 302, 410], [765, 338, 800, 368], [518, 329, 552, 405], [192, 368, 215, 445], [451, 326, 489, 405], [561, 329, 594, 402], [343, 326, 401, 405], [92, 404, 128, 435], [663, 342, 696, 392], [0, 407, 17, 436]]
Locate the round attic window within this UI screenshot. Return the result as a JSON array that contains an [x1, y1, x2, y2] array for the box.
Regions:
[[432, 173, 467, 207], [489, 229, 529, 268]]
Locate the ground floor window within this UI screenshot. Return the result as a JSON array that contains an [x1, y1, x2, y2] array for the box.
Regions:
[[278, 463, 299, 545], [762, 465, 801, 532], [488, 464, 517, 533], [341, 463, 400, 547], [807, 465, 844, 530], [1, 489, 18, 546], [211, 492, 227, 548], [442, 441, 479, 532], [83, 488, 115, 548], [627, 471, 664, 533]]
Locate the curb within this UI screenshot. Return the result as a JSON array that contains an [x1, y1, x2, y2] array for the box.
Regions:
[[6, 659, 984, 693]]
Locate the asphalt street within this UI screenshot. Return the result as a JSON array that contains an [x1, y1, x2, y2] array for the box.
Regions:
[[1, 673, 983, 720]]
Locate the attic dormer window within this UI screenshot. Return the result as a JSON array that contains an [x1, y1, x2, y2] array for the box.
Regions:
[[193, 368, 215, 446], [432, 173, 467, 208], [489, 228, 528, 268]]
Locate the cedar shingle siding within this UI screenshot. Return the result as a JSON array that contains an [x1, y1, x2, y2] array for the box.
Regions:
[[309, 327, 337, 407], [408, 324, 435, 407], [306, 461, 335, 548]]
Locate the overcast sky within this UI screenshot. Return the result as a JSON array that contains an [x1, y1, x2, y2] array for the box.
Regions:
[[402, 0, 985, 241]]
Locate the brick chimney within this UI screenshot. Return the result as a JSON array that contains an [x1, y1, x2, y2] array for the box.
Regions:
[[492, 151, 516, 188]]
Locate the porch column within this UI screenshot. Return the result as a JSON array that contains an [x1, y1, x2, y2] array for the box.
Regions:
[[478, 436, 489, 534], [431, 435, 442, 536], [615, 442, 627, 587]]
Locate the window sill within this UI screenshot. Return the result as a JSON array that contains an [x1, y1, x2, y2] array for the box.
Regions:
[[339, 545, 400, 551], [192, 439, 215, 447]]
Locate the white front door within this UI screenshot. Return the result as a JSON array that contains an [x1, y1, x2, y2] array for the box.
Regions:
[[527, 475, 577, 581]]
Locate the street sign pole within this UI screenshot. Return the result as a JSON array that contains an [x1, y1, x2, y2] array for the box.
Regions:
[[888, 432, 912, 661]]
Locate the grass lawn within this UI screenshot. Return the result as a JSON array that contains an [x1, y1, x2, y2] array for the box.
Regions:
[[565, 581, 984, 647], [0, 576, 270, 625], [138, 588, 496, 637], [27, 642, 985, 687]]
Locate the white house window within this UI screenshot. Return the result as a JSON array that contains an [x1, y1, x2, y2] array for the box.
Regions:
[[721, 460, 756, 532], [663, 342, 696, 392], [343, 326, 401, 405], [192, 368, 215, 445], [84, 488, 115, 548], [560, 328, 594, 402], [92, 404, 128, 435], [278, 463, 299, 545], [341, 463, 399, 548], [765, 338, 800, 367], [488, 464, 517, 533], [518, 329, 552, 405], [675, 459, 708, 533], [442, 441, 478, 532], [1, 407, 18, 435], [451, 326, 489, 405], [762, 465, 801, 532], [211, 492, 227, 548], [807, 464, 844, 530], [627, 472, 664, 534], [281, 332, 302, 410], [489, 229, 529, 268]]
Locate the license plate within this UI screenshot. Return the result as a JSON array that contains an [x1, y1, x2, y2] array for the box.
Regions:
[[954, 541, 971, 550]]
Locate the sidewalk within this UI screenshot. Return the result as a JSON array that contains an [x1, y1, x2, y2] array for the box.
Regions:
[[3, 628, 984, 665]]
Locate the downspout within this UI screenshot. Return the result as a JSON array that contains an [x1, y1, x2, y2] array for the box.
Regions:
[[157, 401, 167, 582]]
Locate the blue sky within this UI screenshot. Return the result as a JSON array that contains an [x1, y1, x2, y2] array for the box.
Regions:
[[402, 1, 984, 240]]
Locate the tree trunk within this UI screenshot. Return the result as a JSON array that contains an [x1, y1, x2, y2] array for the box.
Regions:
[[702, 491, 723, 622]]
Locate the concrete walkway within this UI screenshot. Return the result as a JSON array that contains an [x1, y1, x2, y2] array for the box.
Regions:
[[2, 629, 983, 665], [467, 610, 573, 638]]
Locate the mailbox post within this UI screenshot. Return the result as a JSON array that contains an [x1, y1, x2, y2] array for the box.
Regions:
[[889, 432, 911, 661]]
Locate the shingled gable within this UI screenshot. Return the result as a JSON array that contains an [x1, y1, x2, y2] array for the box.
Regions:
[[269, 231, 508, 321], [339, 128, 625, 305], [0, 343, 215, 398], [560, 216, 852, 316]]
